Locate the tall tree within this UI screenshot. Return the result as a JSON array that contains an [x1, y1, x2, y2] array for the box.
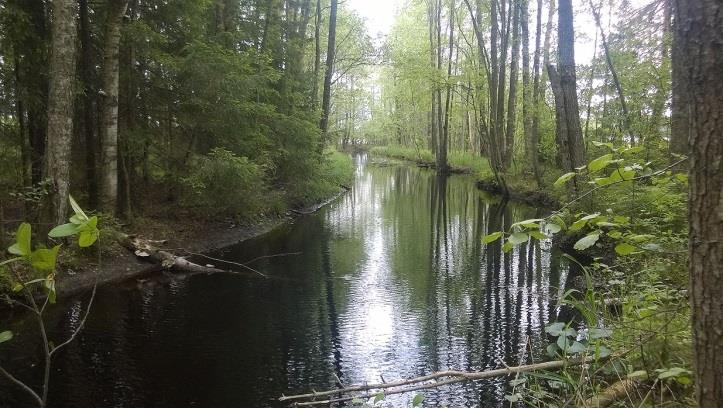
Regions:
[[43, 0, 78, 226], [590, 1, 632, 144], [99, 0, 129, 214], [504, 0, 520, 167], [673, 0, 723, 405], [319, 0, 338, 141], [548, 0, 585, 177], [439, 0, 456, 173]]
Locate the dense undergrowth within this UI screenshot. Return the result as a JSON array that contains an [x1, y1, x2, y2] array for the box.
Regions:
[[178, 148, 354, 219]]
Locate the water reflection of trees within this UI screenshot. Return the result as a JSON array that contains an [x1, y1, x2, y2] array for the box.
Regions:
[[420, 172, 568, 406]]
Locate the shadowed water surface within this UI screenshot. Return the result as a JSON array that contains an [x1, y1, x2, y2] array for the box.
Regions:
[[1, 155, 575, 407]]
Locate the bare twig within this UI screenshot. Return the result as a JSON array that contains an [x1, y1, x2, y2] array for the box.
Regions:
[[0, 365, 43, 406], [179, 250, 268, 279], [279, 356, 601, 405], [49, 272, 99, 356]]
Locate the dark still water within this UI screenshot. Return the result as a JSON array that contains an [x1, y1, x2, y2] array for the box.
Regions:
[[1, 155, 576, 407]]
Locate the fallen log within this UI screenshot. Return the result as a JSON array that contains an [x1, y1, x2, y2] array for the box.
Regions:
[[114, 232, 263, 277], [581, 378, 641, 407], [279, 355, 602, 406]]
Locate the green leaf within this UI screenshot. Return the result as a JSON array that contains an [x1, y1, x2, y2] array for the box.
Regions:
[[46, 279, 56, 304], [69, 214, 85, 225], [512, 218, 544, 229], [9, 223, 32, 256], [596, 346, 612, 358], [30, 246, 61, 271], [622, 146, 644, 155], [78, 228, 99, 248], [545, 323, 566, 336], [554, 172, 577, 187], [482, 231, 503, 244], [502, 241, 513, 253], [48, 223, 80, 238], [557, 335, 571, 351], [588, 154, 613, 172], [569, 219, 588, 232], [545, 223, 562, 234], [529, 231, 548, 240], [614, 243, 637, 256], [588, 328, 613, 339], [0, 331, 12, 344], [12, 283, 24, 292], [546, 343, 559, 357], [412, 393, 424, 407], [569, 341, 587, 354], [580, 212, 602, 221], [509, 232, 529, 245], [574, 233, 600, 251], [68, 195, 88, 221], [592, 141, 613, 149], [374, 392, 385, 403]]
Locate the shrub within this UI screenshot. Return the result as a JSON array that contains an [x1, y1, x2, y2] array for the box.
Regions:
[[181, 148, 266, 218]]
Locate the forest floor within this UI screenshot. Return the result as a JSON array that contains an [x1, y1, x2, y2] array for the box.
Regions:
[[52, 188, 350, 297]]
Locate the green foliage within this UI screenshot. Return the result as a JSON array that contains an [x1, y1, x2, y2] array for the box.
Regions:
[[181, 148, 265, 218], [370, 145, 492, 178], [49, 195, 100, 247], [285, 149, 354, 207]]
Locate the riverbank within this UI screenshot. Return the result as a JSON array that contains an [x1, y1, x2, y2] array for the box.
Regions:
[[369, 145, 561, 208]]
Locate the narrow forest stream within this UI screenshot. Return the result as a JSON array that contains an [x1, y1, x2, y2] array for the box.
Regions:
[[2, 154, 578, 407]]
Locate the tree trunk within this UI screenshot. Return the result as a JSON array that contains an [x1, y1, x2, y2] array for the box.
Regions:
[[428, 1, 439, 157], [521, 0, 537, 184], [649, 0, 671, 141], [674, 0, 723, 405], [43, 0, 78, 227], [552, 0, 585, 175], [590, 1, 632, 144], [312, 0, 322, 109], [79, 0, 98, 209], [504, 0, 520, 167], [440, 0, 456, 174], [529, 0, 546, 186], [100, 0, 129, 215], [319, 0, 338, 145], [669, 0, 687, 160]]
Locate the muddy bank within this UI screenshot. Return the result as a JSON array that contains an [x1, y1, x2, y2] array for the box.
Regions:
[[53, 189, 349, 297], [475, 178, 560, 208]]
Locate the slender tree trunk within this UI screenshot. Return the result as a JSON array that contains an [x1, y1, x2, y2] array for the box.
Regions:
[[428, 0, 439, 156], [529, 0, 545, 186], [521, 0, 536, 183], [319, 0, 338, 144], [649, 0, 671, 140], [312, 0, 322, 109], [590, 1, 632, 144], [440, 0, 456, 174], [495, 0, 511, 163], [13, 54, 31, 188], [669, 0, 687, 159], [43, 0, 78, 227], [583, 29, 598, 142], [504, 0, 520, 167], [673, 1, 723, 405], [100, 0, 129, 214], [79, 0, 98, 208]]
